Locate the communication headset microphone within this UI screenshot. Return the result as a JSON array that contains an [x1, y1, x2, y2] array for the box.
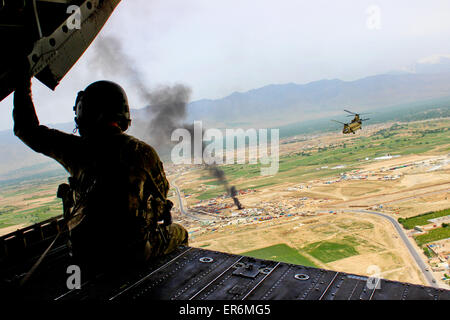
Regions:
[[73, 91, 84, 133]]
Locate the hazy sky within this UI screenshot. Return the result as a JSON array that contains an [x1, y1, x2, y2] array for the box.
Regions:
[[1, 0, 450, 130]]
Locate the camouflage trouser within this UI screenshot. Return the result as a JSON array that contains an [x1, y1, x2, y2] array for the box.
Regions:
[[144, 223, 189, 259]]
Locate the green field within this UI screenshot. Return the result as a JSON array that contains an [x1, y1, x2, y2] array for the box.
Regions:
[[398, 208, 450, 230], [241, 243, 318, 267], [0, 170, 65, 230], [0, 203, 62, 229], [303, 238, 359, 263], [400, 208, 450, 246], [414, 226, 450, 246]]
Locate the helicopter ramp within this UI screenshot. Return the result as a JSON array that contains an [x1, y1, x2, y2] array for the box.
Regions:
[[1, 218, 449, 300]]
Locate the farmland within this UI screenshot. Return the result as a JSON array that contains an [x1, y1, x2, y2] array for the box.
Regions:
[[242, 243, 318, 267], [398, 208, 450, 230]]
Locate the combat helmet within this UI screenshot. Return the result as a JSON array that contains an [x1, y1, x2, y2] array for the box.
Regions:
[[74, 80, 131, 135]]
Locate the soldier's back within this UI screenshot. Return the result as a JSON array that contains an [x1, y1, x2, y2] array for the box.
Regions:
[[68, 130, 168, 267]]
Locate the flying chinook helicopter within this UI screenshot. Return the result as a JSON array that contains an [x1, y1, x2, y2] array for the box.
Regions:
[[331, 110, 370, 134]]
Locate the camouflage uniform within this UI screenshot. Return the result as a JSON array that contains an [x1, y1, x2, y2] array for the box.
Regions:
[[13, 79, 188, 269]]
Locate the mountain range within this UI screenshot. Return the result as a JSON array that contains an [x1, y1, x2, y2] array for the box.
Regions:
[[180, 72, 450, 128]]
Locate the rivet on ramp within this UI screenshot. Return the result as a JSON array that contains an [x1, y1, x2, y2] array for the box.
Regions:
[[259, 267, 273, 275], [294, 273, 310, 281]]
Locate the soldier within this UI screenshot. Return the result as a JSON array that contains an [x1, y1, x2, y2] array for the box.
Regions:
[[13, 70, 188, 275]]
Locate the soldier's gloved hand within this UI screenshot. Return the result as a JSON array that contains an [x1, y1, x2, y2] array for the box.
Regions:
[[14, 56, 32, 95], [162, 200, 173, 226]]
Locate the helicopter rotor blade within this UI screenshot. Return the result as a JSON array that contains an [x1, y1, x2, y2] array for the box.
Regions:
[[361, 118, 370, 121], [331, 120, 346, 125], [344, 110, 371, 116]]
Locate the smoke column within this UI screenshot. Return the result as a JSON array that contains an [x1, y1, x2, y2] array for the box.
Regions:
[[208, 165, 243, 210], [91, 36, 191, 156]]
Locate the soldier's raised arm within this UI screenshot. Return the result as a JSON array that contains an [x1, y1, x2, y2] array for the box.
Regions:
[[13, 67, 80, 172]]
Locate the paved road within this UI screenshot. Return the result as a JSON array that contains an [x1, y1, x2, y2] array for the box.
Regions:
[[349, 209, 439, 288], [171, 179, 208, 221]]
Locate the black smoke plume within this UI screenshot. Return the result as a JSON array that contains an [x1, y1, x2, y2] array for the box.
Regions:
[[208, 166, 243, 210], [91, 35, 191, 156]]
